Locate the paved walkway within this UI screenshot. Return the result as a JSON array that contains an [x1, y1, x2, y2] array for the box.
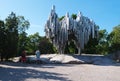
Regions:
[[0, 62, 120, 81]]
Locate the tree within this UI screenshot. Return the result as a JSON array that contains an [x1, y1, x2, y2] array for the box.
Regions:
[[18, 32, 28, 56], [5, 12, 18, 59], [1, 12, 30, 60], [0, 20, 5, 51], [71, 14, 77, 19], [96, 29, 109, 54], [83, 29, 110, 54], [17, 16, 30, 34], [83, 36, 98, 54], [38, 37, 56, 54], [0, 20, 6, 60], [64, 40, 78, 54], [17, 16, 30, 56], [27, 32, 42, 53], [81, 26, 99, 54], [108, 25, 120, 52]]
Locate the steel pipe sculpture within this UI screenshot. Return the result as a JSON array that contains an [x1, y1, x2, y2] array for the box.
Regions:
[[45, 5, 98, 54]]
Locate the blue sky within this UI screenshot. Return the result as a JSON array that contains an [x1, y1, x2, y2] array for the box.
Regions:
[[0, 0, 120, 36]]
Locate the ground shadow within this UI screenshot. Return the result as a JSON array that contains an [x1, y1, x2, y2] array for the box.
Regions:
[[72, 54, 120, 66], [0, 66, 71, 81], [0, 61, 76, 68]]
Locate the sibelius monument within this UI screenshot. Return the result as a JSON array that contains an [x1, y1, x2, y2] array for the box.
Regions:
[[45, 5, 98, 54]]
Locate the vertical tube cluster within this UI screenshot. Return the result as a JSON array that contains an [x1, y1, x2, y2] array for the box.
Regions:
[[45, 6, 98, 54]]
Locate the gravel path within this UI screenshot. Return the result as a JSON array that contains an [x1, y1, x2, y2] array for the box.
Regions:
[[0, 62, 120, 81]]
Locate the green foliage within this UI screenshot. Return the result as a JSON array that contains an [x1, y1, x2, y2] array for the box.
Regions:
[[26, 32, 42, 54], [5, 12, 18, 59], [83, 29, 109, 55], [17, 16, 30, 56], [108, 25, 120, 52], [59, 16, 65, 21], [96, 29, 109, 54], [0, 20, 6, 60], [71, 14, 77, 19], [111, 25, 120, 44], [1, 11, 120, 60], [17, 16, 30, 34], [38, 37, 57, 54], [59, 14, 77, 21], [84, 37, 98, 54], [64, 41, 78, 54], [18, 32, 28, 55], [0, 12, 30, 60]]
